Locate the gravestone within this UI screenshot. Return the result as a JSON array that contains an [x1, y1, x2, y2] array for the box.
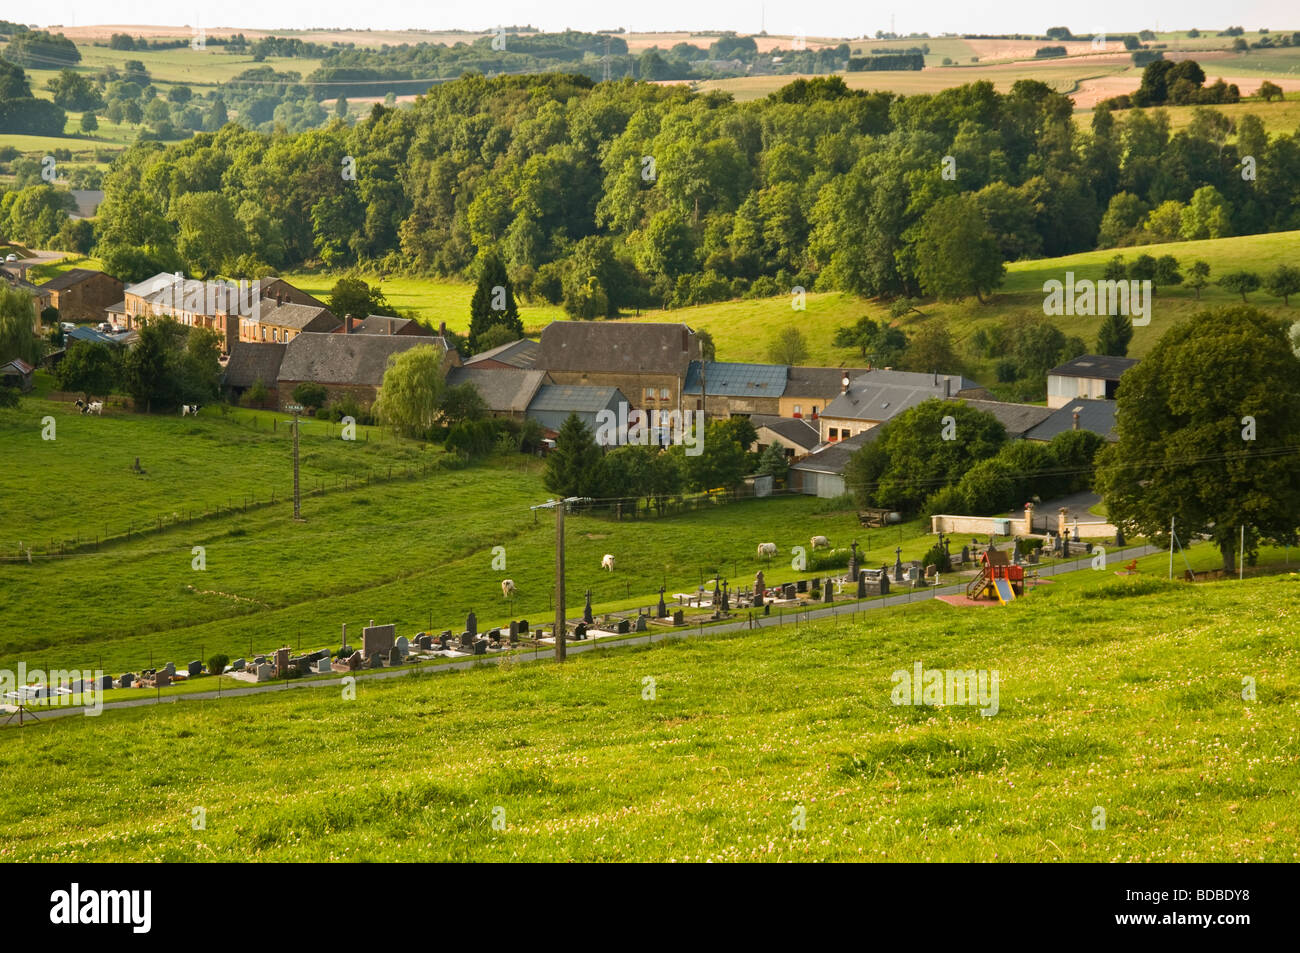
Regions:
[[347, 651, 362, 670], [1115, 528, 1125, 547], [472, 639, 487, 656], [418, 634, 433, 651], [519, 619, 529, 634], [316, 657, 332, 674], [487, 627, 502, 642], [368, 653, 384, 669], [574, 622, 588, 640], [753, 570, 765, 608], [395, 635, 409, 658], [797, 579, 808, 594], [363, 624, 396, 658], [720, 580, 730, 612], [635, 615, 647, 633], [231, 658, 246, 672], [254, 656, 266, 665], [657, 586, 667, 618], [1061, 537, 1070, 557], [848, 541, 859, 580], [275, 647, 291, 678], [672, 609, 685, 626], [187, 660, 203, 678], [879, 568, 890, 596], [255, 663, 274, 682], [783, 583, 796, 600], [465, 611, 477, 638], [98, 673, 113, 690], [823, 579, 834, 603], [163, 661, 176, 677], [119, 673, 134, 688], [1028, 550, 1039, 565], [617, 618, 631, 634], [961, 545, 970, 566], [857, 571, 867, 599], [388, 646, 402, 665], [460, 631, 473, 649], [341, 622, 348, 653], [584, 590, 595, 625], [509, 620, 519, 640]]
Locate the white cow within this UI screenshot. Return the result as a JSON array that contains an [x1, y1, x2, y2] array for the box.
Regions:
[[756, 542, 777, 559], [181, 404, 201, 417], [75, 399, 103, 416], [601, 553, 615, 572], [810, 535, 831, 550], [501, 579, 516, 598]]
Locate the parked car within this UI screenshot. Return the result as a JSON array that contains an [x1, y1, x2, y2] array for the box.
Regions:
[[60, 322, 76, 333], [96, 322, 113, 333], [4, 254, 17, 262]]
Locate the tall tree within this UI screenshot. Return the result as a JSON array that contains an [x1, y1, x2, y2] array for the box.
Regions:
[[912, 194, 1005, 303], [468, 251, 523, 353], [544, 413, 603, 499], [373, 343, 449, 438], [1096, 312, 1134, 357], [1096, 307, 1300, 572]]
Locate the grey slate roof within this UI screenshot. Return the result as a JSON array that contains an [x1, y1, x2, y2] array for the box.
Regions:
[[465, 337, 541, 369], [352, 314, 430, 335], [278, 332, 442, 388], [536, 321, 698, 374], [444, 366, 549, 414], [783, 366, 872, 398], [224, 342, 287, 389], [682, 361, 788, 397], [40, 267, 115, 292], [824, 368, 980, 424], [790, 429, 878, 475], [528, 384, 627, 414], [1024, 399, 1119, 442], [259, 300, 339, 332], [954, 399, 1055, 439], [1047, 354, 1138, 381], [749, 414, 821, 451]]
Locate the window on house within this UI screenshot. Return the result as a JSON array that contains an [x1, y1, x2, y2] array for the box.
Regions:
[[660, 388, 669, 401], [793, 404, 802, 417], [829, 428, 839, 440], [644, 388, 655, 403]]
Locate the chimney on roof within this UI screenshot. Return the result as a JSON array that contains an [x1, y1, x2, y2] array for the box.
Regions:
[[1072, 410, 1080, 431]]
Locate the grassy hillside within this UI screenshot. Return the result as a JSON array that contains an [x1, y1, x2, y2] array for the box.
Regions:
[[2, 563, 1295, 861], [621, 231, 1300, 371]]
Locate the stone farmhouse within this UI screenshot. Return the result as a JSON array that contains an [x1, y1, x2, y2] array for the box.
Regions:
[[39, 268, 123, 323]]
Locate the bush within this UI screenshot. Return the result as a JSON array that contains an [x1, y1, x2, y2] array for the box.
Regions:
[[808, 548, 851, 572], [292, 381, 328, 409], [922, 542, 951, 573], [207, 654, 229, 676]]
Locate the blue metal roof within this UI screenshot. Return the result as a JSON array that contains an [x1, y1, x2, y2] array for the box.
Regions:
[[682, 361, 788, 397]]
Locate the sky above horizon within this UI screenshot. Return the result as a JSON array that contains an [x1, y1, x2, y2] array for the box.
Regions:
[[33, 2, 1298, 39]]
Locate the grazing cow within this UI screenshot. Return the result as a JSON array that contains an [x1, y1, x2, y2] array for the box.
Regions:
[[75, 399, 103, 416], [601, 553, 615, 572], [810, 535, 831, 550], [501, 579, 516, 598], [756, 542, 777, 559], [181, 404, 201, 417]]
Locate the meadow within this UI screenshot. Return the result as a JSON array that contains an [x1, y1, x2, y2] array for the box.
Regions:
[[2, 386, 955, 680], [0, 561, 1295, 861]]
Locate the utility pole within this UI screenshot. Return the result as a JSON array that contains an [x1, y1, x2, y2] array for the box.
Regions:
[[1168, 516, 1174, 579], [287, 404, 304, 521], [531, 497, 591, 662]]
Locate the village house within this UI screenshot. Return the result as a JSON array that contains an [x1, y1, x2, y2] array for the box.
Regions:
[[39, 269, 124, 323], [534, 321, 700, 413], [275, 331, 460, 411], [527, 384, 630, 435], [340, 314, 434, 336], [682, 360, 787, 418], [1046, 354, 1137, 409], [779, 366, 871, 420], [789, 430, 878, 498], [1, 269, 51, 326], [443, 366, 550, 420], [222, 342, 288, 408], [0, 358, 35, 393], [956, 399, 1055, 440], [817, 369, 984, 443], [1024, 399, 1119, 443], [748, 414, 821, 459], [463, 337, 540, 369], [242, 300, 340, 344]]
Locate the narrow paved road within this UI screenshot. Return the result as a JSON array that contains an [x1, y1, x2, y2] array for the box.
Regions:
[[5, 544, 1159, 726]]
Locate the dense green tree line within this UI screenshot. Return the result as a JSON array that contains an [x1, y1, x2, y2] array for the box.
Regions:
[[75, 71, 1300, 305]]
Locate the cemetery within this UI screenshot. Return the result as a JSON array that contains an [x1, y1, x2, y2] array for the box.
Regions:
[[45, 522, 1132, 703]]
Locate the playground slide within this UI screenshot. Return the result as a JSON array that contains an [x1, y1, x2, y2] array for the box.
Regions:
[[993, 577, 1017, 604]]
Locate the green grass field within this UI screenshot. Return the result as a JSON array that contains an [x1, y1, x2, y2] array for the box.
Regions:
[[2, 562, 1295, 861], [621, 231, 1300, 371]]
